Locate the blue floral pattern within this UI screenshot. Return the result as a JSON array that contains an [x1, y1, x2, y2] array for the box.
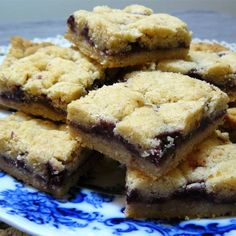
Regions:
[[0, 186, 100, 228], [69, 186, 114, 207], [1, 174, 236, 236], [83, 192, 114, 208]]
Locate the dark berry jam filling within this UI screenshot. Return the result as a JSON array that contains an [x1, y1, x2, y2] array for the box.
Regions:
[[186, 68, 203, 80], [0, 86, 66, 115], [0, 154, 68, 188], [75, 25, 188, 56], [186, 69, 236, 91], [67, 15, 76, 33], [70, 109, 225, 167], [127, 179, 236, 204]]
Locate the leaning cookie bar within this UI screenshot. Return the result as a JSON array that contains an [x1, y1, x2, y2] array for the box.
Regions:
[[68, 71, 228, 178], [0, 37, 104, 121], [126, 131, 236, 219], [157, 46, 236, 102], [65, 5, 191, 68], [0, 112, 89, 197]]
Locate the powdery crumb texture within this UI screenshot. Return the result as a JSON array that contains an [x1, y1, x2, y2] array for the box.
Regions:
[[190, 42, 230, 53], [68, 71, 228, 152], [67, 5, 191, 53], [0, 37, 103, 110], [157, 46, 236, 86], [0, 112, 81, 171], [127, 130, 236, 202], [192, 38, 236, 52], [0, 36, 53, 69]]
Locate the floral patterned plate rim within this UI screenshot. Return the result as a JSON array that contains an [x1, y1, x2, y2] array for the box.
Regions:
[[1, 170, 236, 236], [1, 37, 236, 236]]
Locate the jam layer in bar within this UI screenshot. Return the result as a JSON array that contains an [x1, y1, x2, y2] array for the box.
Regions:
[[126, 131, 236, 219], [0, 112, 91, 197]]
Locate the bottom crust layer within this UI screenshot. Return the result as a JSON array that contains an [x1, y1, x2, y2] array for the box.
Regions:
[[0, 95, 66, 122], [125, 201, 236, 219], [0, 153, 89, 198], [67, 33, 189, 68], [70, 116, 222, 178]]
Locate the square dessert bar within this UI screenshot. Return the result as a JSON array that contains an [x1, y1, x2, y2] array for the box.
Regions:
[[68, 71, 229, 178], [0, 37, 104, 121], [65, 5, 191, 68], [126, 131, 236, 219], [157, 43, 236, 102], [0, 112, 91, 197]]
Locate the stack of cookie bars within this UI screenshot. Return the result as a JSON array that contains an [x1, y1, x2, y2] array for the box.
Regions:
[[0, 4, 236, 219]]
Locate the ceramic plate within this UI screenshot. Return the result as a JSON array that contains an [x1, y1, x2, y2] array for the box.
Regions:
[[1, 37, 236, 236], [1, 169, 236, 236]]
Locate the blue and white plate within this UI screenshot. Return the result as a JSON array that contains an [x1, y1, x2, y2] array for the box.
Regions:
[[1, 37, 236, 236], [1, 170, 236, 236]]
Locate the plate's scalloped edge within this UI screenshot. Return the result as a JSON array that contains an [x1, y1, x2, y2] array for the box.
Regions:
[[1, 171, 236, 236]]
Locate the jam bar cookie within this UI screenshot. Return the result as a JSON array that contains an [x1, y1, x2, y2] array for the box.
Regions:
[[0, 36, 52, 69], [68, 71, 228, 178], [125, 131, 236, 219], [0, 112, 90, 197], [65, 5, 191, 68], [190, 42, 229, 53], [0, 37, 104, 121], [157, 46, 236, 102]]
